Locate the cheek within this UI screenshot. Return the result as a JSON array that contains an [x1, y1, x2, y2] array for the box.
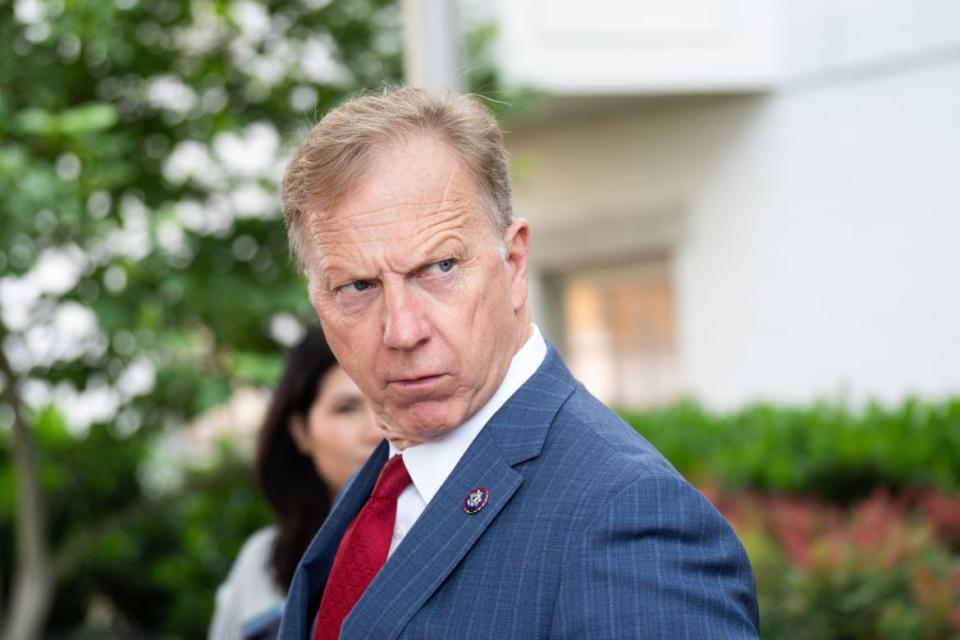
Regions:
[[307, 411, 333, 449], [466, 268, 513, 332], [312, 417, 349, 457], [436, 266, 505, 334], [330, 416, 375, 459], [435, 265, 489, 321]]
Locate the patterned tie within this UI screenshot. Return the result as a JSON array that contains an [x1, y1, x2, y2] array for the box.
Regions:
[[313, 454, 412, 640]]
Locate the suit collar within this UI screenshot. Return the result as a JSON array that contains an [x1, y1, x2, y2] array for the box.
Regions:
[[396, 325, 548, 505], [482, 342, 577, 465], [342, 427, 522, 639], [341, 343, 577, 639]]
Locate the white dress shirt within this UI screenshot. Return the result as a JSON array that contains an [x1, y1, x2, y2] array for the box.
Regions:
[[386, 325, 547, 556]]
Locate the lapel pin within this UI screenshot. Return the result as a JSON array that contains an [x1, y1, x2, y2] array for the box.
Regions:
[[463, 486, 489, 514]]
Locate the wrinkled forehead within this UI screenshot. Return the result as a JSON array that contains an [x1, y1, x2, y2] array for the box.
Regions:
[[349, 135, 477, 210], [303, 137, 498, 259]]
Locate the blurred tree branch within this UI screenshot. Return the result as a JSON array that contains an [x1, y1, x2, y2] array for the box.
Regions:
[[0, 339, 53, 640]]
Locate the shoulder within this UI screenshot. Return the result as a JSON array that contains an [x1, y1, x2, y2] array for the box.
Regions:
[[542, 387, 759, 636], [549, 385, 743, 548], [236, 526, 278, 566], [548, 383, 682, 487], [210, 527, 286, 640], [219, 526, 280, 596], [509, 380, 721, 549]]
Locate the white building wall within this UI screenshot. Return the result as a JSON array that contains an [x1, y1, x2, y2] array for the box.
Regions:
[[496, 0, 779, 93], [508, 54, 960, 410], [501, 0, 960, 408], [675, 58, 960, 408]]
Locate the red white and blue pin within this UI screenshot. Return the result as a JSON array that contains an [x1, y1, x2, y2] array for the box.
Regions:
[[463, 486, 489, 514]]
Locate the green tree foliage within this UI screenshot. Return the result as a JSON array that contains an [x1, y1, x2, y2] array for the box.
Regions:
[[0, 0, 401, 636]]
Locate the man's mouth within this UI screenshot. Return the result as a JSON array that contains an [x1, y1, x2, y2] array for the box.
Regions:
[[388, 374, 446, 394]]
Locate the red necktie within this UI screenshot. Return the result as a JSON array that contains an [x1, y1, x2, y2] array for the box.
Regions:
[[313, 454, 412, 640]]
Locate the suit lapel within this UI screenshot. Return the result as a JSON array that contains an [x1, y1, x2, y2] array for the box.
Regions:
[[341, 427, 522, 639], [341, 345, 577, 639], [280, 442, 389, 639]]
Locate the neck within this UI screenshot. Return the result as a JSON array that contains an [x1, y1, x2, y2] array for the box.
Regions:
[[513, 307, 532, 354]]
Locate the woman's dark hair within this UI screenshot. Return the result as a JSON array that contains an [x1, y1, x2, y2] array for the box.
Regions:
[[255, 327, 338, 591]]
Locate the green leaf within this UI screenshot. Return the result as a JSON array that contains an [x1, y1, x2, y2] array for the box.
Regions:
[[58, 103, 119, 135], [14, 108, 56, 136], [232, 350, 283, 386]]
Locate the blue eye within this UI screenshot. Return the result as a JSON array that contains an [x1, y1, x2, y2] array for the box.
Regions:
[[343, 280, 372, 293], [436, 259, 455, 273]]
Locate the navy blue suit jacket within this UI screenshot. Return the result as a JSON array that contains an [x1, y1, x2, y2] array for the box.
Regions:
[[279, 345, 759, 638]]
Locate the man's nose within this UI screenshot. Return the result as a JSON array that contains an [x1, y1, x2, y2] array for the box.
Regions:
[[382, 280, 430, 351]]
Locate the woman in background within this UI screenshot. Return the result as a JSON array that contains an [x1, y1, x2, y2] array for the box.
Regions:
[[209, 328, 381, 640]]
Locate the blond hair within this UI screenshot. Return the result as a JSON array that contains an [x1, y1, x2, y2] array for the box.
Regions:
[[282, 86, 514, 271]]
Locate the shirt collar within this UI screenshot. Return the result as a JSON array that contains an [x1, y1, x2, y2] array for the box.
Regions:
[[388, 324, 547, 505]]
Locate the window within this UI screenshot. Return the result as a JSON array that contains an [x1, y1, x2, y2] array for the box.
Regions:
[[552, 261, 681, 408]]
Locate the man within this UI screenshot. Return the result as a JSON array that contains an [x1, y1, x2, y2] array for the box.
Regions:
[[278, 87, 759, 639]]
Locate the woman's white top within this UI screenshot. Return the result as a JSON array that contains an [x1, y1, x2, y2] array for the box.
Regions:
[[208, 526, 285, 640]]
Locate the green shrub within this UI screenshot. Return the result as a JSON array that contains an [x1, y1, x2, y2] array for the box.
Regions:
[[620, 398, 960, 502]]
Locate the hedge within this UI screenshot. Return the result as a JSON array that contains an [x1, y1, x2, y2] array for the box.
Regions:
[[620, 397, 960, 503]]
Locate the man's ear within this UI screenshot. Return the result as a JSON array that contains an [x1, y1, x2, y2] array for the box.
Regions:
[[503, 219, 530, 311], [289, 414, 312, 455]]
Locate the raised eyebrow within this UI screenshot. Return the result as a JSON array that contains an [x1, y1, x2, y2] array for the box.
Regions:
[[409, 255, 458, 277], [319, 263, 377, 288], [415, 236, 466, 265]]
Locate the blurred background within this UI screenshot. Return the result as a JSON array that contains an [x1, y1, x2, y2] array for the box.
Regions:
[[1, 0, 958, 637]]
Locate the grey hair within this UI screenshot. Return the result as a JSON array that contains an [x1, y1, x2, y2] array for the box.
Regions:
[[281, 86, 514, 272]]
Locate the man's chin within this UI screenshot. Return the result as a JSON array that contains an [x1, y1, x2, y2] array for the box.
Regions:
[[381, 402, 462, 446], [384, 432, 424, 451]]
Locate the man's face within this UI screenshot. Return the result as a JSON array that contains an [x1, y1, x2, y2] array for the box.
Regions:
[[305, 135, 530, 447]]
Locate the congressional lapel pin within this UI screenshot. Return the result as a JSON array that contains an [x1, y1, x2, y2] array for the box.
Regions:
[[463, 486, 489, 514]]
